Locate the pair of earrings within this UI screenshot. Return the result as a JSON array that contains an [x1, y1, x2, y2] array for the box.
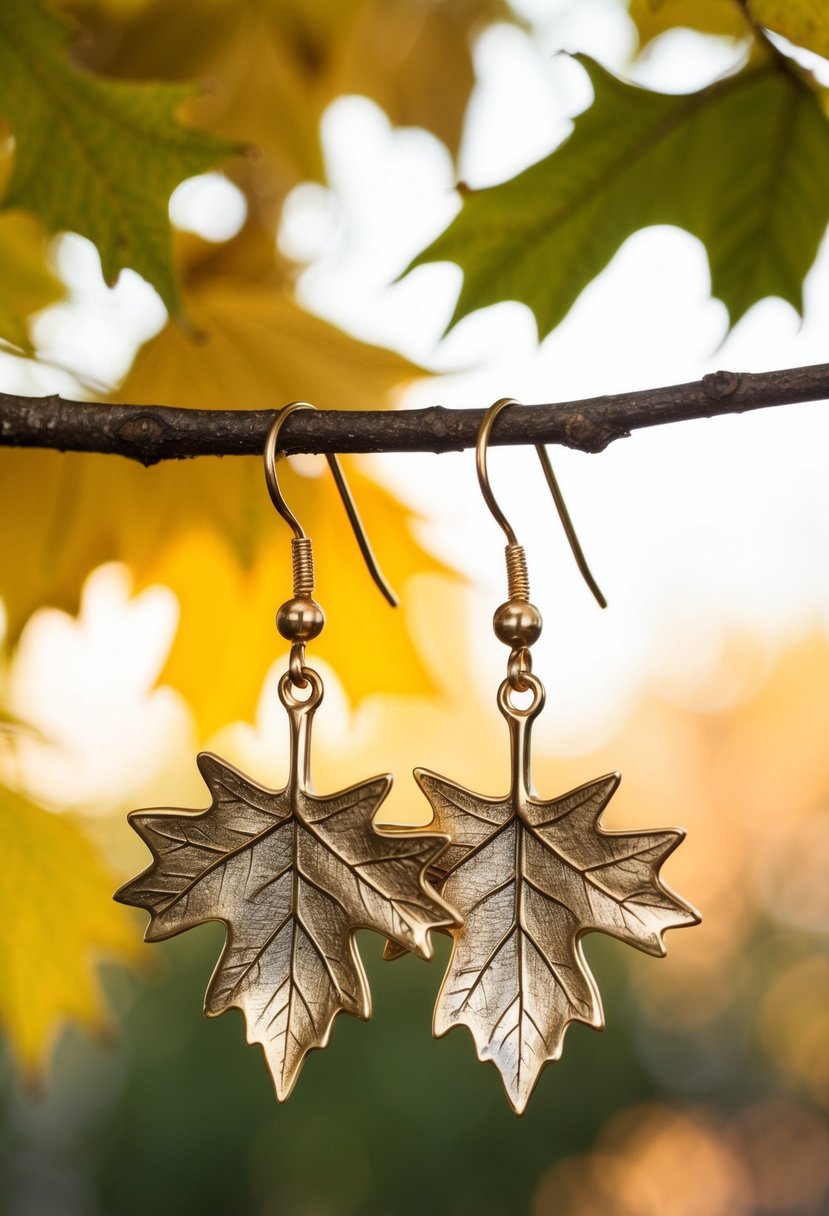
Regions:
[[115, 399, 699, 1114]]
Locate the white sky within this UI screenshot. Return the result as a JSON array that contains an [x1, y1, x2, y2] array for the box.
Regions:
[[3, 10, 829, 812]]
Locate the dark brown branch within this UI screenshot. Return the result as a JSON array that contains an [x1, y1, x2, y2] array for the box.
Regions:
[[1, 362, 827, 465]]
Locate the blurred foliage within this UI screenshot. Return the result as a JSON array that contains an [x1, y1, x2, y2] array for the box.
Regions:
[[0, 929, 652, 1216], [0, 144, 65, 354], [751, 0, 829, 59], [3, 617, 829, 1211], [64, 0, 509, 196], [628, 0, 750, 45], [0, 5, 828, 1210], [0, 782, 140, 1077], [631, 0, 829, 58], [0, 211, 64, 354], [414, 52, 829, 336], [415, 14, 829, 337], [0, 270, 442, 731], [0, 0, 477, 726], [0, 0, 234, 320]]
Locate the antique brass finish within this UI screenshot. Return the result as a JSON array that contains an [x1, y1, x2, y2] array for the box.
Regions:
[[492, 599, 543, 649], [264, 401, 397, 609], [387, 397, 699, 1114], [265, 401, 397, 684], [476, 396, 607, 611], [115, 404, 454, 1100], [413, 678, 699, 1113], [116, 667, 455, 1100]]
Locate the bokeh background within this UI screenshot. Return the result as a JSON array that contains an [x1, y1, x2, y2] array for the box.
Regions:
[[3, 2, 829, 1213]]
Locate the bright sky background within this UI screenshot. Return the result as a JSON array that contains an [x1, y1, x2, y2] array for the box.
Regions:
[[3, 6, 829, 816]]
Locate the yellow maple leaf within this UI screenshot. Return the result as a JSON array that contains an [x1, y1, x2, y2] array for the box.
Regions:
[[115, 276, 445, 728], [152, 469, 444, 736], [0, 280, 445, 733], [68, 0, 498, 205], [0, 784, 141, 1077], [749, 0, 829, 60], [330, 0, 504, 158], [629, 0, 751, 48]]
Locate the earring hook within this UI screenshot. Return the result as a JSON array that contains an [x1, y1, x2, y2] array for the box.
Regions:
[[476, 397, 606, 609], [264, 402, 398, 607]]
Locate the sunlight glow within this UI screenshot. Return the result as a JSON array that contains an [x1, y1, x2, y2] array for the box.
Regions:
[[4, 20, 829, 796], [169, 173, 248, 243]]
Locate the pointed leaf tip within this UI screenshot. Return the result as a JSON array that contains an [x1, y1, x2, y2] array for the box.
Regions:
[[410, 56, 829, 338]]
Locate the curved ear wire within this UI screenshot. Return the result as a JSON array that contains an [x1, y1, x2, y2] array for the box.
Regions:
[[476, 396, 606, 609], [264, 401, 398, 607]]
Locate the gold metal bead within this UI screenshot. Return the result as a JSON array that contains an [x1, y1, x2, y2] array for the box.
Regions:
[[492, 599, 543, 648], [276, 597, 325, 642]]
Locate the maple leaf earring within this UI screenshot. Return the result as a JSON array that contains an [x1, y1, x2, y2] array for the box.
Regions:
[[115, 401, 456, 1101], [388, 397, 700, 1114]]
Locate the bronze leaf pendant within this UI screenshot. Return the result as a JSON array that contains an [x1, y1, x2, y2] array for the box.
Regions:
[[388, 673, 700, 1114], [116, 668, 456, 1100]]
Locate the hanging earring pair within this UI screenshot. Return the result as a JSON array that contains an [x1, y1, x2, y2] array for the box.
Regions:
[[115, 401, 456, 1101], [386, 397, 700, 1114], [116, 397, 698, 1111]]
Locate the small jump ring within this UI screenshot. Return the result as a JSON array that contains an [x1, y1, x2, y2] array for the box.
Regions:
[[508, 646, 533, 692], [497, 672, 546, 720], [278, 667, 324, 710], [289, 643, 309, 688]]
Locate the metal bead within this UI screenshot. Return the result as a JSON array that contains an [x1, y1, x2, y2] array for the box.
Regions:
[[276, 597, 325, 642], [492, 599, 543, 648]]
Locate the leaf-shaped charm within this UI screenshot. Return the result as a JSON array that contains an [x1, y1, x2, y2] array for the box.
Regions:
[[390, 675, 699, 1113], [116, 669, 455, 1099]]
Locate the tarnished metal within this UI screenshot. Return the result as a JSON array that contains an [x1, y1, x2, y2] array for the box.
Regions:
[[409, 674, 700, 1114], [115, 667, 456, 1100]]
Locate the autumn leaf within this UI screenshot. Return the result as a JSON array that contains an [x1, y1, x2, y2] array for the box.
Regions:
[[0, 0, 462, 733], [0, 784, 141, 1077], [330, 0, 509, 159], [0, 141, 64, 354], [0, 211, 64, 354], [150, 464, 445, 736], [115, 279, 446, 730], [750, 0, 829, 60], [115, 675, 455, 1098], [0, 0, 237, 317], [635, 0, 829, 62], [411, 54, 829, 338], [628, 0, 751, 48], [69, 0, 505, 208], [0, 281, 444, 731]]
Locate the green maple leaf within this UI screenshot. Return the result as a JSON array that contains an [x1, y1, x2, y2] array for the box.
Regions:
[[411, 54, 829, 337], [0, 0, 238, 317]]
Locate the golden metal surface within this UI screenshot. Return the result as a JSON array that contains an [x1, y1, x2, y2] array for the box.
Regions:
[[264, 402, 398, 607], [406, 674, 700, 1114], [385, 394, 696, 1109], [476, 396, 606, 609], [492, 599, 543, 649], [115, 668, 456, 1100]]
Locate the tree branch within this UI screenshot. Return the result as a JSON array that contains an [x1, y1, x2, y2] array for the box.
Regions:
[[0, 362, 827, 465]]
